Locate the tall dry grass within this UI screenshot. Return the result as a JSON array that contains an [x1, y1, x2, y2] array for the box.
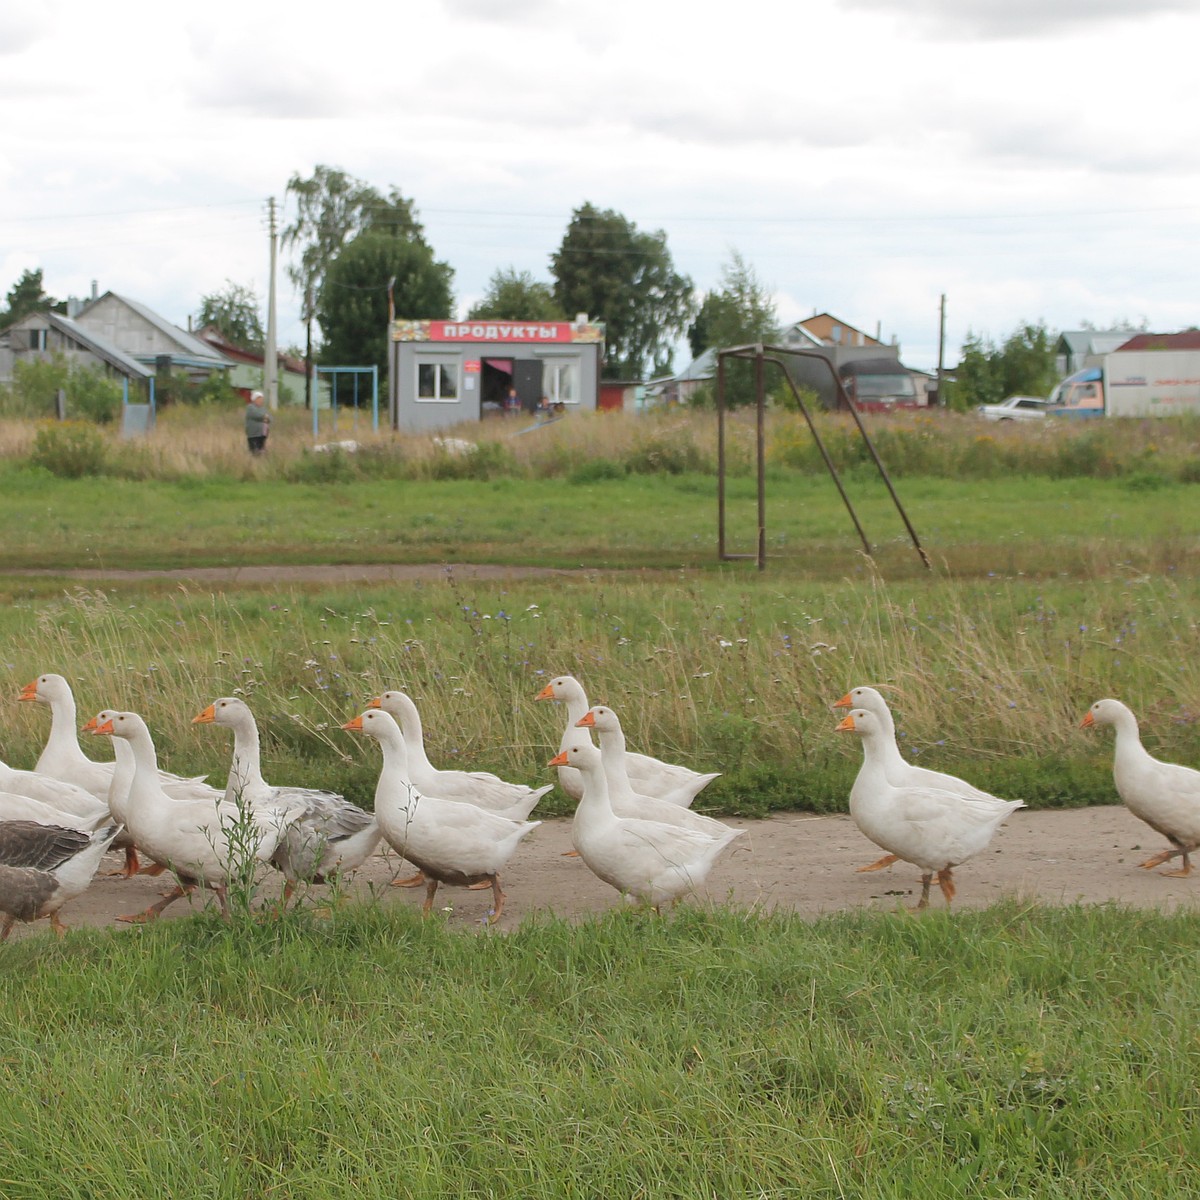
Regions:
[[4, 571, 1198, 812], [4, 404, 1199, 483]]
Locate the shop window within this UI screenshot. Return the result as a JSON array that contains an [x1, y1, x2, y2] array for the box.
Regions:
[[416, 359, 459, 402], [543, 359, 578, 405]]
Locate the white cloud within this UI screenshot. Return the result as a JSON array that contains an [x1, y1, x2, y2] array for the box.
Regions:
[[838, 0, 1200, 39], [0, 8, 57, 56]]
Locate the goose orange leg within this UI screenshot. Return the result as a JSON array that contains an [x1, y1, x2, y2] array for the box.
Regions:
[[107, 846, 142, 878], [421, 877, 440, 915], [486, 875, 506, 925], [857, 853, 899, 873], [391, 870, 426, 888], [1138, 844, 1192, 877], [937, 868, 956, 905], [117, 883, 193, 924]]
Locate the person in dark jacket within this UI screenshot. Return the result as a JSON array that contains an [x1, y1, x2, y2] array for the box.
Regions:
[[245, 390, 270, 454]]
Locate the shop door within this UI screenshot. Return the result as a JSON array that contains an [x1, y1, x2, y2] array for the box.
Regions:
[[513, 359, 544, 413]]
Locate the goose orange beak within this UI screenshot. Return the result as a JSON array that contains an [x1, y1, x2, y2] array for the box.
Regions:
[[548, 750, 569, 767], [575, 711, 596, 728], [95, 719, 114, 736], [342, 716, 364, 731], [367, 696, 382, 708], [535, 683, 555, 701], [18, 681, 38, 702], [81, 716, 98, 732], [835, 714, 856, 732], [832, 693, 853, 709], [192, 704, 216, 725], [1080, 712, 1095, 729]]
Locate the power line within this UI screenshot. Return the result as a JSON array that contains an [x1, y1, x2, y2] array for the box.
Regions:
[[2, 197, 1196, 231]]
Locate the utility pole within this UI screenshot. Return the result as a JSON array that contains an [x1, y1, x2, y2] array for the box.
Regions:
[[265, 196, 279, 410], [304, 286, 313, 410], [936, 293, 947, 407]]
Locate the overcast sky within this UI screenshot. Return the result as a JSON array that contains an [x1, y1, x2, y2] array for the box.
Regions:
[[3, 0, 1198, 371]]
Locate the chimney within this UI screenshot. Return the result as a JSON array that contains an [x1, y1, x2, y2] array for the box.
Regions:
[[90, 280, 98, 301]]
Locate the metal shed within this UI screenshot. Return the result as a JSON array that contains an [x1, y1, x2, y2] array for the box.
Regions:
[[389, 318, 604, 432]]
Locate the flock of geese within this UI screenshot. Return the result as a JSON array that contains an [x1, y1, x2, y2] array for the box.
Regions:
[[0, 671, 1197, 939]]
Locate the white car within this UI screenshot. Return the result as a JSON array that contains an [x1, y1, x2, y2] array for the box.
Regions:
[[977, 395, 1050, 422]]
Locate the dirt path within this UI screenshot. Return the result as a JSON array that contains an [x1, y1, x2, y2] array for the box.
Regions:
[[6, 563, 585, 585], [18, 806, 1197, 941]]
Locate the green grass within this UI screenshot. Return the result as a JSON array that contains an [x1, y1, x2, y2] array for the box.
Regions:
[[0, 903, 1196, 1198], [2, 463, 1198, 578]]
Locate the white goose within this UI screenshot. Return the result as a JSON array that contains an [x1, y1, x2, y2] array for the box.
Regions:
[[0, 792, 110, 833], [193, 697, 382, 900], [833, 685, 1022, 872], [93, 712, 298, 922], [836, 708, 1023, 909], [549, 738, 742, 911], [576, 706, 740, 839], [343, 709, 539, 924], [370, 690, 549, 819], [535, 675, 719, 805], [0, 820, 122, 939], [0, 758, 110, 824], [20, 674, 212, 801], [1081, 698, 1200, 877], [81, 710, 222, 879]]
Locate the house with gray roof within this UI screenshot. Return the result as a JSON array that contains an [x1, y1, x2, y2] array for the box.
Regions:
[[71, 291, 232, 380], [1, 311, 154, 385], [1054, 330, 1132, 376]]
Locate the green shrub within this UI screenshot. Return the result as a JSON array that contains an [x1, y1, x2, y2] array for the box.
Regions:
[[28, 421, 108, 478], [568, 458, 628, 483], [2, 356, 125, 424], [426, 440, 518, 481], [1122, 470, 1170, 492], [624, 433, 707, 475], [284, 446, 358, 483], [1051, 429, 1120, 478], [66, 370, 122, 425], [4, 357, 68, 419]]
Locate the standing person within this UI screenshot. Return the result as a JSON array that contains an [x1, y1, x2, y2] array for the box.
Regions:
[[245, 390, 270, 455], [504, 385, 521, 416]]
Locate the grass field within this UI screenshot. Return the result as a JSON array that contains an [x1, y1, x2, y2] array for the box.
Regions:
[[0, 408, 1198, 1195], [1, 903, 1198, 1198], [2, 464, 1198, 579]]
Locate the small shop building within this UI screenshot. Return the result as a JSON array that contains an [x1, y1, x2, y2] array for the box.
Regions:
[[389, 317, 604, 432]]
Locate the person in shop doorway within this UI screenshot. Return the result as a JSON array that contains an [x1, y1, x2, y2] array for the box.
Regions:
[[245, 390, 270, 454], [504, 385, 521, 416]]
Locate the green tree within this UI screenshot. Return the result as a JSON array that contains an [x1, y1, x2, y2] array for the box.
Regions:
[[283, 166, 388, 403], [689, 251, 778, 354], [1, 268, 62, 331], [551, 203, 694, 379], [948, 321, 1058, 411], [283, 167, 382, 316], [686, 252, 779, 408], [468, 268, 563, 321], [998, 322, 1059, 399], [194, 281, 264, 351], [317, 232, 453, 375]]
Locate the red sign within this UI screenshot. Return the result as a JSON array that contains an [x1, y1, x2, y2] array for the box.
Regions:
[[464, 360, 481, 373], [392, 318, 603, 345], [428, 321, 575, 343]]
